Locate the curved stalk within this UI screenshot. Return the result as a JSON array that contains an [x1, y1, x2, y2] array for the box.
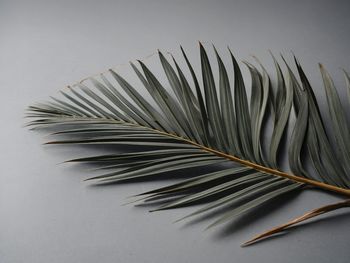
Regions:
[[157, 130, 350, 197], [242, 199, 350, 246]]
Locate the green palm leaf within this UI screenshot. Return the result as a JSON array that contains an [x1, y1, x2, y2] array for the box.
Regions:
[[26, 44, 350, 246]]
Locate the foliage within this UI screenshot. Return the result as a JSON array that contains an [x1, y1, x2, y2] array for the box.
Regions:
[[27, 44, 350, 245]]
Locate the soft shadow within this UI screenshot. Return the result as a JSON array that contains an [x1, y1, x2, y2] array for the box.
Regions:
[[178, 184, 303, 231], [212, 189, 302, 239]]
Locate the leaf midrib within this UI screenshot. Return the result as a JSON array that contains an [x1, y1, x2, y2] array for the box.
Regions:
[[47, 115, 350, 197]]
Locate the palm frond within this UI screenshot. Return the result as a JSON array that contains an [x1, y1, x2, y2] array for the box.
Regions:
[[26, 44, 350, 245]]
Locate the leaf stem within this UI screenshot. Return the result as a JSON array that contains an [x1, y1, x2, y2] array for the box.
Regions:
[[151, 129, 350, 197], [242, 199, 350, 246]]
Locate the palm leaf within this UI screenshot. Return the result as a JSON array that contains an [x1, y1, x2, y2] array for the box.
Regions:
[[26, 44, 350, 246]]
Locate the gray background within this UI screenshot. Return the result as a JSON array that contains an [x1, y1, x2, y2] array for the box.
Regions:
[[1, 0, 350, 262]]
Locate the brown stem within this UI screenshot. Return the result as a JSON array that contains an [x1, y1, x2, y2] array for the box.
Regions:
[[242, 199, 350, 246], [153, 130, 350, 197]]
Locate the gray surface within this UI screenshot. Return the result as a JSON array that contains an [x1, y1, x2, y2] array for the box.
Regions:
[[1, 0, 350, 262]]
